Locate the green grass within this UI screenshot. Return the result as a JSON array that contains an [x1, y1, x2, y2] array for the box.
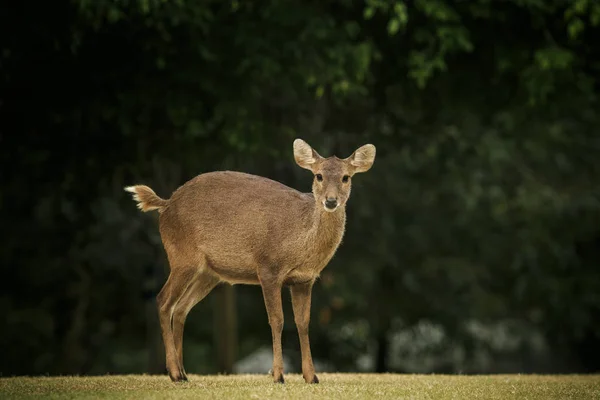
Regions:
[[1, 373, 599, 399]]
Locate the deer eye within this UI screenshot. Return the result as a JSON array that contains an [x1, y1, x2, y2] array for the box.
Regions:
[[342, 175, 349, 183], [315, 174, 323, 182]]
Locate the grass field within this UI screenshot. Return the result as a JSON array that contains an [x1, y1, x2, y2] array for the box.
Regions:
[[1, 373, 599, 399]]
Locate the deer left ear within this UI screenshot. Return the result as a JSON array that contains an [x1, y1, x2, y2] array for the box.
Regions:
[[347, 144, 376, 173]]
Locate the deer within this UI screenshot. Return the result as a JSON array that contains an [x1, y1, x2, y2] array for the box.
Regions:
[[125, 138, 376, 384]]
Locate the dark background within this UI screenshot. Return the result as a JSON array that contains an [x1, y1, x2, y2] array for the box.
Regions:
[[1, 0, 599, 377]]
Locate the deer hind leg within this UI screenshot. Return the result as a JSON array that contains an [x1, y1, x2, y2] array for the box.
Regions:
[[156, 264, 198, 382], [172, 271, 220, 379]]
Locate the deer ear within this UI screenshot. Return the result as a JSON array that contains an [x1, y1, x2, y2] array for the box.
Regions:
[[347, 144, 376, 173], [293, 139, 321, 171]]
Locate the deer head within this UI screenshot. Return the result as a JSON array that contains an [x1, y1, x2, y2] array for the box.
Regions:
[[293, 139, 376, 212]]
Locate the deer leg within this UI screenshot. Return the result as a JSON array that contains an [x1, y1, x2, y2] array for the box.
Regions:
[[156, 265, 197, 382], [290, 280, 318, 383], [172, 272, 220, 379], [259, 276, 285, 383]]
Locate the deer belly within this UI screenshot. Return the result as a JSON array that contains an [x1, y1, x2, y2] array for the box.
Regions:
[[204, 251, 260, 285]]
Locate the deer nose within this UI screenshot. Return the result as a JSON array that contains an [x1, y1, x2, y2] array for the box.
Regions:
[[325, 198, 338, 209]]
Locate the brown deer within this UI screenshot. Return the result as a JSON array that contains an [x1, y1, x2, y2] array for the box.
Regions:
[[125, 138, 375, 384]]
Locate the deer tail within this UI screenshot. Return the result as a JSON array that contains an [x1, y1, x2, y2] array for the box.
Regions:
[[124, 185, 168, 213]]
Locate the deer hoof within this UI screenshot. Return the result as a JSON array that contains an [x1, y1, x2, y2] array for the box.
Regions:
[[169, 370, 188, 382], [274, 375, 285, 384]]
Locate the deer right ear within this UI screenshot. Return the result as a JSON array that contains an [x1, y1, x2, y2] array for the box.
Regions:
[[293, 139, 320, 171]]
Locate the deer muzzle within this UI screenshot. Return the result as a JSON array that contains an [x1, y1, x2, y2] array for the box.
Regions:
[[324, 198, 338, 211]]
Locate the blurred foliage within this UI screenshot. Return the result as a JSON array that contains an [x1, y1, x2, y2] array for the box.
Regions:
[[0, 0, 599, 375]]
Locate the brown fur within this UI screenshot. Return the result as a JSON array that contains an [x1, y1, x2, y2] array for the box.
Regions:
[[125, 139, 375, 383]]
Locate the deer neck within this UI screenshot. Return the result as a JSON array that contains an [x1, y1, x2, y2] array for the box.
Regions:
[[307, 202, 347, 257]]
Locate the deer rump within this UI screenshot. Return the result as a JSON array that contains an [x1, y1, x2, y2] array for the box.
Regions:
[[157, 171, 340, 286]]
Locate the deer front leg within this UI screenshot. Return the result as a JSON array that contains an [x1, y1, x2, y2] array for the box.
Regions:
[[290, 280, 319, 383], [260, 277, 285, 383]]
